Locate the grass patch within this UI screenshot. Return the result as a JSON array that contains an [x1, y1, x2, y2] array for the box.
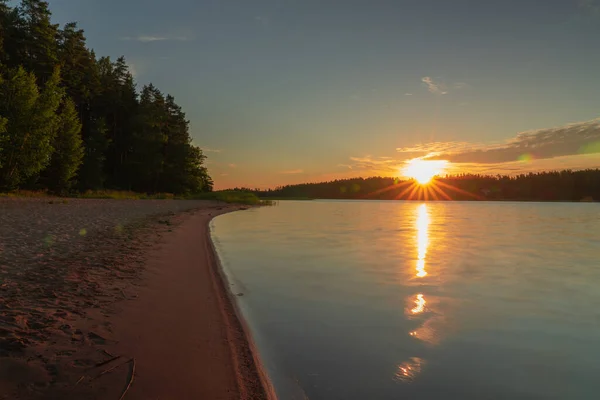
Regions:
[[259, 196, 314, 201], [0, 189, 271, 205], [0, 190, 51, 198], [187, 190, 273, 205], [0, 190, 175, 200], [77, 190, 175, 200]]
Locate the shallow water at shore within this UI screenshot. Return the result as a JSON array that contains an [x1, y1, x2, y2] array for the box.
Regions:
[[211, 200, 600, 400]]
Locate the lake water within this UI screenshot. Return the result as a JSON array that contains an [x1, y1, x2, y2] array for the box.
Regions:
[[210, 201, 600, 400]]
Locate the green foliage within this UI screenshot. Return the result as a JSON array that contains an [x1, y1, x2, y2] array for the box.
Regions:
[[259, 196, 313, 201], [0, 116, 7, 167], [187, 190, 268, 205], [42, 97, 83, 193], [78, 118, 109, 190], [77, 190, 174, 200], [0, 0, 213, 195], [16, 0, 59, 81], [0, 189, 48, 198], [0, 66, 63, 189]]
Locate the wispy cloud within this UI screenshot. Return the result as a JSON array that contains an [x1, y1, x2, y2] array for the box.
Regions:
[[423, 118, 600, 164], [281, 169, 304, 174], [405, 93, 413, 96], [337, 164, 354, 169], [228, 163, 237, 168], [342, 118, 600, 178], [421, 77, 447, 95], [421, 77, 470, 95], [121, 35, 189, 43], [346, 156, 401, 174], [397, 141, 481, 157]]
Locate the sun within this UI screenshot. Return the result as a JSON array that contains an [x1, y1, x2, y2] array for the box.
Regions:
[[402, 159, 448, 185]]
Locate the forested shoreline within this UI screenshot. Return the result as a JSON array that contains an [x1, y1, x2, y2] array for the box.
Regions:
[[253, 169, 600, 202], [0, 0, 213, 195]]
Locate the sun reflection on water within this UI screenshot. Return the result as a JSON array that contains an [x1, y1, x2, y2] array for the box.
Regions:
[[395, 357, 425, 383], [411, 294, 426, 314], [416, 204, 430, 278]]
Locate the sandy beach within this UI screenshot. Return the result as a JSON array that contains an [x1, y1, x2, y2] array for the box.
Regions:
[[0, 198, 271, 400]]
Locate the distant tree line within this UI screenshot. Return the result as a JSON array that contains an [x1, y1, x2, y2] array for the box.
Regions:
[[255, 169, 600, 202], [0, 0, 213, 194]]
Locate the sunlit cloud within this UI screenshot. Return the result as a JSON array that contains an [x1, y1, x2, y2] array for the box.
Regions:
[[281, 169, 304, 174], [441, 153, 600, 176], [346, 118, 600, 178], [337, 164, 354, 170], [228, 163, 237, 168], [421, 77, 469, 95], [421, 77, 446, 95], [424, 118, 600, 164], [348, 156, 401, 174], [397, 141, 478, 157]]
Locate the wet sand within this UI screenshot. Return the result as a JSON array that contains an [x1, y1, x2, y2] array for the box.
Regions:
[[0, 199, 271, 399]]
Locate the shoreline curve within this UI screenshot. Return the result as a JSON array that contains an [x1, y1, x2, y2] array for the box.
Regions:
[[100, 204, 276, 399], [205, 209, 279, 400]]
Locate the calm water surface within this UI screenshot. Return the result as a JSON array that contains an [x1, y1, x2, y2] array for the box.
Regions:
[[210, 201, 600, 400]]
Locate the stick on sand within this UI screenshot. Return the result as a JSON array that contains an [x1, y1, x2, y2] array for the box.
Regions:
[[95, 359, 129, 379], [118, 358, 136, 400], [93, 355, 122, 369]]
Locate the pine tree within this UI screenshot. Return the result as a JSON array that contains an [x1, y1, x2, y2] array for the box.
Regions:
[[90, 56, 138, 190], [0, 116, 6, 168], [158, 94, 189, 193], [129, 84, 166, 192], [41, 97, 83, 193], [58, 22, 100, 110], [183, 145, 213, 193], [16, 0, 59, 82], [0, 0, 9, 57], [0, 66, 63, 189], [0, 1, 21, 67], [159, 94, 213, 194], [78, 117, 109, 190]]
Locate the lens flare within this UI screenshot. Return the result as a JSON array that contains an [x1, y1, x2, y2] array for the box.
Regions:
[[402, 159, 448, 185]]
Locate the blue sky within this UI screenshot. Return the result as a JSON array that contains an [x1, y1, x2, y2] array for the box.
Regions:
[[47, 0, 600, 188]]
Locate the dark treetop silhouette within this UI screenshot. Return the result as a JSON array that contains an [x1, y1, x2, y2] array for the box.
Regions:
[[251, 170, 600, 202]]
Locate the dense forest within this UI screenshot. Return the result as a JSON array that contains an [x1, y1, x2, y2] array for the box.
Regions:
[[0, 0, 213, 194], [254, 169, 600, 202]]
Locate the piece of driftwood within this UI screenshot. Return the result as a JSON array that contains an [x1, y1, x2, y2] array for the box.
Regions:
[[94, 355, 121, 368], [101, 349, 116, 358], [118, 358, 136, 400], [95, 360, 128, 379]]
